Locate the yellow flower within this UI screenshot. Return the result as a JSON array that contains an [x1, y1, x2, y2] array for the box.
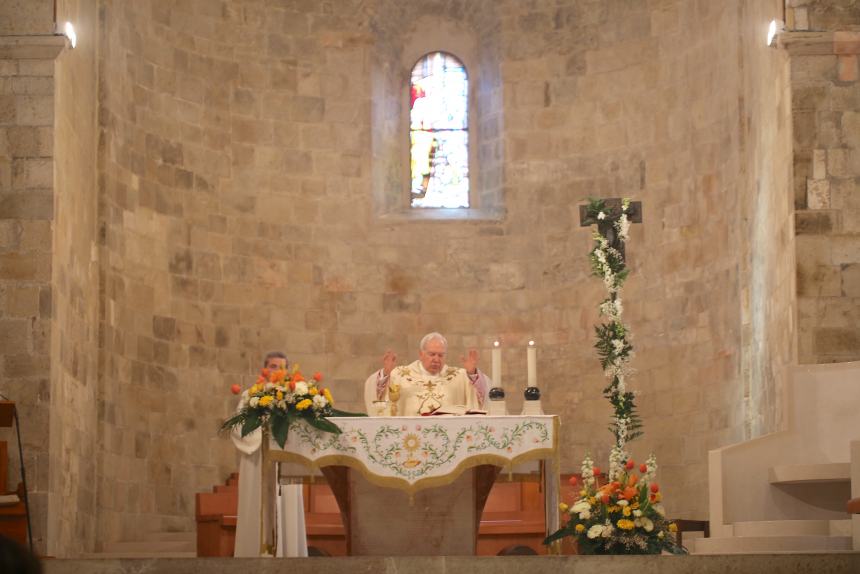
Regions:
[[575, 524, 585, 533], [309, 387, 319, 395], [622, 506, 632, 517], [276, 391, 284, 401], [617, 519, 635, 531], [580, 489, 587, 497], [250, 384, 260, 395], [323, 388, 333, 403], [559, 503, 569, 512], [296, 399, 313, 411], [654, 492, 662, 503], [258, 395, 274, 407], [668, 523, 678, 533], [631, 502, 640, 509], [588, 497, 596, 505]]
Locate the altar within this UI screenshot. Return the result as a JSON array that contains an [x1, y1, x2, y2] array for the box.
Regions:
[[260, 415, 560, 556]]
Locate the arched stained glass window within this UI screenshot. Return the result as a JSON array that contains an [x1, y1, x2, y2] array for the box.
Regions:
[[409, 52, 469, 208]]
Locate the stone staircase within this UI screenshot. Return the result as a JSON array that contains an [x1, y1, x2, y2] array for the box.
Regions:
[[80, 531, 196, 559], [695, 361, 860, 554]]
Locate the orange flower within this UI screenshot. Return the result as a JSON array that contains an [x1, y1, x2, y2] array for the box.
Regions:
[[230, 384, 241, 395], [568, 476, 578, 487], [650, 483, 659, 493], [628, 474, 639, 486], [273, 369, 287, 383], [639, 463, 648, 473], [289, 380, 296, 391], [293, 372, 305, 382], [592, 467, 600, 476], [313, 372, 323, 382], [261, 368, 270, 378], [621, 486, 638, 500], [625, 459, 635, 470], [601, 494, 611, 504]]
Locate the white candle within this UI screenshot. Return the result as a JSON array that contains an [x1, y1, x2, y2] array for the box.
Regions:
[[527, 340, 537, 387], [492, 341, 501, 386]]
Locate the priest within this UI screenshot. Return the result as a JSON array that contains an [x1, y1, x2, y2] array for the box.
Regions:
[[364, 332, 490, 415]]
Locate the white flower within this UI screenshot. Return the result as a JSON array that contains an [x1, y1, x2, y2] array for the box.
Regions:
[[249, 397, 260, 408], [597, 211, 606, 220], [617, 499, 628, 507], [294, 381, 309, 395], [658, 531, 665, 539], [633, 509, 642, 517], [641, 517, 654, 532], [264, 382, 274, 391], [587, 524, 604, 539], [578, 510, 591, 520], [653, 504, 665, 517], [612, 339, 625, 352], [312, 394, 327, 409], [571, 500, 590, 514]]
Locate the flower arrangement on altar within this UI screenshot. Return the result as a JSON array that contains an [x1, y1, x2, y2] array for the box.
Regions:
[[546, 454, 684, 555], [545, 197, 687, 555], [221, 365, 363, 448]]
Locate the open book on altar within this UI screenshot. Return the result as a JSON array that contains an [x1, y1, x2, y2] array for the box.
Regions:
[[423, 405, 487, 416]]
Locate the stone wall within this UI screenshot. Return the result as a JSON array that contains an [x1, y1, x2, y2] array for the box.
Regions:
[[47, 0, 101, 556], [86, 0, 798, 542], [737, 0, 796, 440], [0, 30, 64, 552], [789, 26, 860, 364], [787, 0, 860, 31]]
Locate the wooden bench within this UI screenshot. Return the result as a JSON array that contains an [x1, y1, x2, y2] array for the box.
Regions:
[[0, 441, 28, 547]]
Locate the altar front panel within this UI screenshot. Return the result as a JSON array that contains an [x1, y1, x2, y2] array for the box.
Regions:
[[262, 415, 560, 555], [265, 415, 558, 493]]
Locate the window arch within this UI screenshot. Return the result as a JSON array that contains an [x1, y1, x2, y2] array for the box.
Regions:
[[409, 52, 469, 208]]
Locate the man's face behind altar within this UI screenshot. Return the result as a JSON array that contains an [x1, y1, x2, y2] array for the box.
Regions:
[[419, 339, 446, 375], [265, 357, 287, 371]]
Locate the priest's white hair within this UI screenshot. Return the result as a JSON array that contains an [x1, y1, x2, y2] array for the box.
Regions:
[[419, 332, 448, 351]]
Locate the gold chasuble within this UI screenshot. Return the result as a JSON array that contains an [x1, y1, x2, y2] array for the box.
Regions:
[[390, 360, 482, 415]]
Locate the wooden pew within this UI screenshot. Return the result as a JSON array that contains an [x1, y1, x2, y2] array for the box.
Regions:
[[0, 441, 27, 547]]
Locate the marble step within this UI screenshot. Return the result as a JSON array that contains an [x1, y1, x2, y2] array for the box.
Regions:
[[693, 535, 852, 554], [768, 463, 850, 485], [733, 519, 851, 537]]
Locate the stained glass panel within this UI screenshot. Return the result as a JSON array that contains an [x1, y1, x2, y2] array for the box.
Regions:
[[410, 52, 469, 208]]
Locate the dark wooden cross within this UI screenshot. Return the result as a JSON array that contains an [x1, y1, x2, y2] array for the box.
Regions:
[[578, 198, 643, 259]]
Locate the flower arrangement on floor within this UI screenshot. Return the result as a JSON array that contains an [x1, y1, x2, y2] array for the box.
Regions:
[[544, 198, 686, 554], [222, 364, 363, 448], [546, 455, 684, 554]]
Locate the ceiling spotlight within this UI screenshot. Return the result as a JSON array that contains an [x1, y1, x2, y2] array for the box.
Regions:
[[64, 21, 77, 48], [767, 19, 785, 47]]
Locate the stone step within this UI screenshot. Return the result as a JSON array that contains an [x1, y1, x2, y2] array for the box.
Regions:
[[768, 463, 850, 485], [79, 551, 197, 559], [102, 539, 195, 554], [733, 519, 851, 537], [138, 531, 196, 543], [694, 535, 852, 554]]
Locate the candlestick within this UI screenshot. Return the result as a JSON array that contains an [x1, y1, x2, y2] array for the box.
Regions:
[[527, 340, 536, 387], [492, 341, 501, 386]]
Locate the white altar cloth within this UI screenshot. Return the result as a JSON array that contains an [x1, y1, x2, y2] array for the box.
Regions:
[[259, 415, 561, 554]]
